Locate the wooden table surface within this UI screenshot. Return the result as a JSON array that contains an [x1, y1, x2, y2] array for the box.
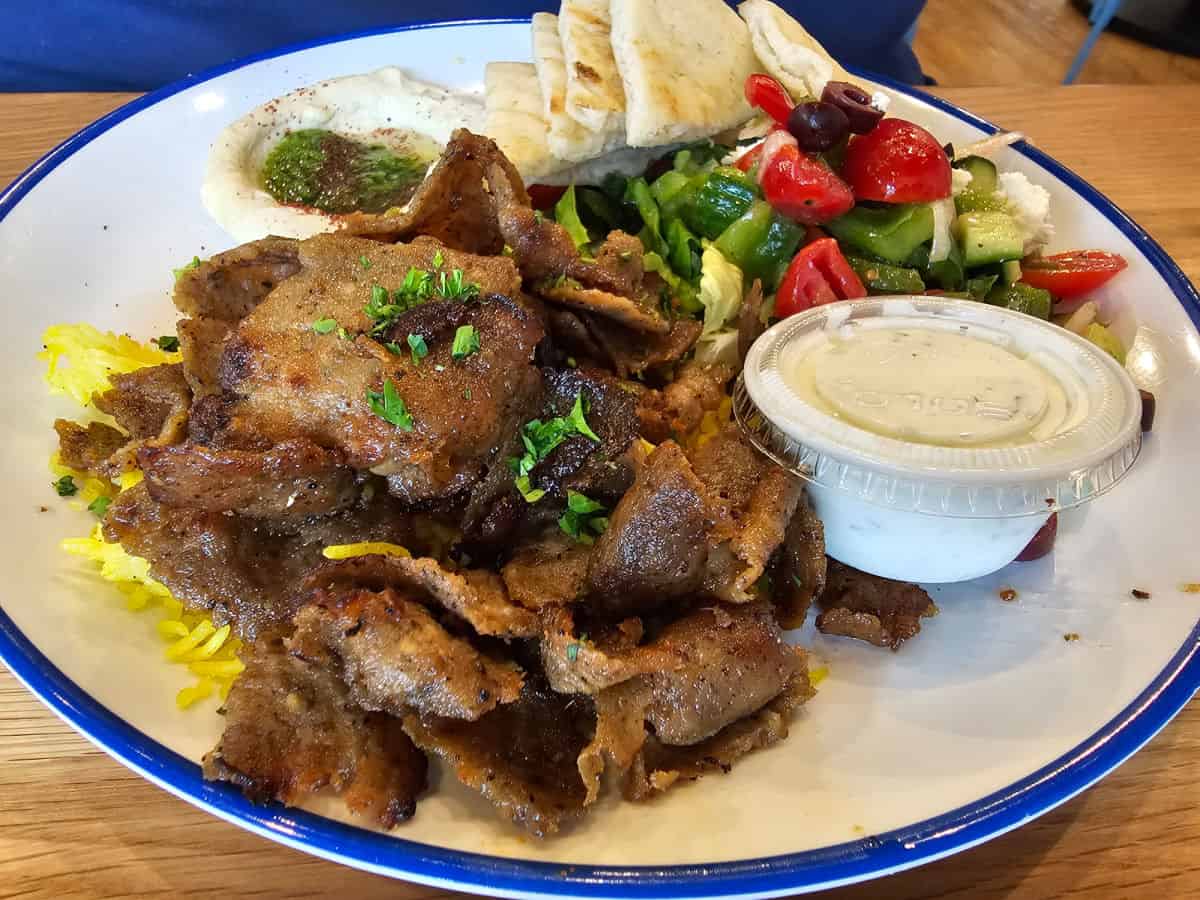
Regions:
[[1, 85, 1198, 900]]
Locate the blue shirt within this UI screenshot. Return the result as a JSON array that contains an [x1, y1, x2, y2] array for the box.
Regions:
[[0, 1, 924, 91]]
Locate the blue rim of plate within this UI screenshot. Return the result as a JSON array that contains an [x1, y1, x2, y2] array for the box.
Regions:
[[1, 17, 1198, 899]]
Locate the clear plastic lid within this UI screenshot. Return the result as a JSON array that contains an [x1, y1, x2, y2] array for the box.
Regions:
[[736, 296, 1143, 518]]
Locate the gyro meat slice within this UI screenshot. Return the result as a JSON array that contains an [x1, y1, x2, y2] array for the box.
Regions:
[[501, 529, 593, 611], [585, 441, 712, 617], [104, 482, 414, 639], [303, 554, 538, 638], [137, 439, 358, 521], [635, 361, 731, 443], [584, 313, 702, 379], [690, 425, 805, 603], [176, 315, 233, 398], [290, 586, 524, 721], [340, 129, 519, 254], [403, 679, 594, 837], [623, 669, 814, 802], [769, 490, 826, 630], [173, 236, 301, 321], [202, 634, 427, 828], [816, 559, 937, 650], [54, 419, 126, 476], [210, 233, 541, 505]]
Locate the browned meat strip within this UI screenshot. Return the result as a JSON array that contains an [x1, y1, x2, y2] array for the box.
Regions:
[[544, 307, 609, 367], [403, 680, 594, 837], [737, 278, 766, 362], [540, 605, 665, 695], [816, 560, 937, 650], [302, 554, 538, 638], [636, 363, 731, 443], [93, 363, 190, 441], [770, 491, 826, 630], [54, 419, 126, 475], [691, 427, 804, 603], [624, 670, 814, 801], [105, 482, 414, 638], [173, 236, 301, 321], [290, 587, 523, 721], [340, 129, 519, 254], [540, 282, 669, 335], [636, 603, 801, 745], [585, 441, 712, 617], [211, 233, 540, 505], [202, 635, 426, 827], [586, 314, 702, 379], [137, 439, 358, 521], [571, 603, 804, 799], [177, 315, 232, 397], [501, 530, 591, 610]]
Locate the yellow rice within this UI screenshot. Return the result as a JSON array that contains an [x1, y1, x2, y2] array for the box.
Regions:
[[44, 324, 240, 709]]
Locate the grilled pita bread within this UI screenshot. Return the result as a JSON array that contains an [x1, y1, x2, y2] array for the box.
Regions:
[[558, 0, 626, 139], [484, 61, 566, 180], [484, 61, 665, 185], [610, 0, 758, 147], [738, 0, 851, 101], [532, 12, 617, 163]]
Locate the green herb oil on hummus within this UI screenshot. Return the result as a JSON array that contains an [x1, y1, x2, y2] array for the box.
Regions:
[[261, 129, 428, 215]]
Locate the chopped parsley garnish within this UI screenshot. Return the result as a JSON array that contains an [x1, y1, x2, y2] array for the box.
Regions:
[[566, 642, 581, 662], [463, 388, 472, 400], [384, 341, 404, 355], [432, 249, 444, 268], [434, 364, 446, 372], [359, 254, 372, 270], [559, 491, 608, 545], [172, 256, 202, 282], [451, 325, 480, 360], [52, 475, 78, 497], [362, 268, 479, 337], [566, 393, 601, 441], [337, 326, 351, 341], [366, 378, 414, 431], [507, 392, 600, 503], [311, 317, 337, 335], [439, 268, 481, 300], [154, 335, 180, 353], [406, 333, 429, 365], [88, 495, 112, 518]]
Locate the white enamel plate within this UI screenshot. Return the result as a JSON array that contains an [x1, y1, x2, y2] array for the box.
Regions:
[[1, 20, 1197, 899]]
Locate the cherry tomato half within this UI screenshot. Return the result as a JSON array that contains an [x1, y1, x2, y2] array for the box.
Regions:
[[776, 237, 866, 317], [1015, 512, 1058, 562], [758, 132, 855, 225], [1019, 250, 1128, 299], [744, 73, 794, 126], [527, 184, 568, 211], [841, 118, 952, 204]]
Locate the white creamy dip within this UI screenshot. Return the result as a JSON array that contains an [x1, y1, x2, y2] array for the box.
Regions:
[[203, 67, 485, 242], [783, 327, 1069, 447], [738, 296, 1143, 583]]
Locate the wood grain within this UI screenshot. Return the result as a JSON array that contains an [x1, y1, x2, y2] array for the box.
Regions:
[[916, 0, 1200, 86], [1, 87, 1198, 900]]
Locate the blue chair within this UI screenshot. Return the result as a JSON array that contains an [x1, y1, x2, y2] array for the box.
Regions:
[[1064, 0, 1124, 83]]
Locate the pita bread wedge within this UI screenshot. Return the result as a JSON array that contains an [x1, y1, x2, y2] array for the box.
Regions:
[[532, 12, 617, 163], [738, 0, 851, 101], [610, 0, 758, 147], [559, 0, 626, 139], [485, 62, 664, 186], [484, 61, 566, 180]]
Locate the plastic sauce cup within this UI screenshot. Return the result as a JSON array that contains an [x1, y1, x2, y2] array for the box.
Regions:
[[735, 296, 1143, 583]]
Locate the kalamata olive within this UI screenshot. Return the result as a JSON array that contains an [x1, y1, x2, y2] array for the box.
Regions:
[[821, 81, 884, 134], [1015, 512, 1058, 562], [786, 101, 850, 152], [1139, 389, 1156, 432]]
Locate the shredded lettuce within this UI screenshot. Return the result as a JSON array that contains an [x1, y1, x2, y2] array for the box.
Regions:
[[698, 244, 744, 336], [554, 185, 591, 251], [694, 330, 740, 368]]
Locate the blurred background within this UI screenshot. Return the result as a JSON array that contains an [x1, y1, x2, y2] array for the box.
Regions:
[[1, 0, 1198, 90]]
